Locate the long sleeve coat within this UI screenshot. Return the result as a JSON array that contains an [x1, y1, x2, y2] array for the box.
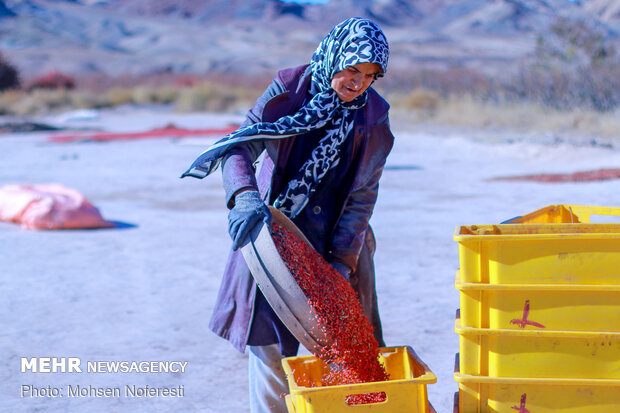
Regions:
[[209, 64, 395, 356]]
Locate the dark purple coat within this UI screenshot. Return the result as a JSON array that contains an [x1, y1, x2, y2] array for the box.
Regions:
[[209, 64, 395, 355]]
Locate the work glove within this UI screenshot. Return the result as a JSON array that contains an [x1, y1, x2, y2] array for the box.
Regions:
[[228, 190, 272, 251], [330, 261, 352, 280]]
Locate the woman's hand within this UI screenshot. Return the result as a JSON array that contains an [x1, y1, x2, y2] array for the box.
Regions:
[[228, 190, 273, 251]]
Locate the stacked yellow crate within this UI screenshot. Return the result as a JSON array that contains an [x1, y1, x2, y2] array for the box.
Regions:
[[453, 205, 620, 413]]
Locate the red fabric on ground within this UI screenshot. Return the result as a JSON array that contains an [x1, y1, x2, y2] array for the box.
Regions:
[[48, 125, 239, 143], [492, 168, 620, 182]]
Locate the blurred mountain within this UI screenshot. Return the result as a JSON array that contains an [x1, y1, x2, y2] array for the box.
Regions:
[[96, 0, 620, 32], [584, 0, 620, 21], [0, 1, 16, 17], [0, 0, 618, 80]]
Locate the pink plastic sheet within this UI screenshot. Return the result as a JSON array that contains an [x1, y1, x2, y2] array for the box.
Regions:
[[0, 184, 114, 230]]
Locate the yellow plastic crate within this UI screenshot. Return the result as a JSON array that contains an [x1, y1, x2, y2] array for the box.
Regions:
[[456, 317, 620, 379], [282, 346, 436, 413], [456, 271, 620, 332], [503, 204, 620, 224], [455, 223, 620, 284], [455, 361, 620, 413]]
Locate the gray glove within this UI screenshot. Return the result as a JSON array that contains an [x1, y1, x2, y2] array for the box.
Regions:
[[330, 261, 352, 280], [228, 190, 272, 251]]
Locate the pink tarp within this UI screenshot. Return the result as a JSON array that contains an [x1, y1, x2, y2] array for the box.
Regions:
[[0, 184, 114, 230]]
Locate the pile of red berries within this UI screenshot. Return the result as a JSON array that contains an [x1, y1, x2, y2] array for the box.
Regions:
[[272, 222, 388, 404]]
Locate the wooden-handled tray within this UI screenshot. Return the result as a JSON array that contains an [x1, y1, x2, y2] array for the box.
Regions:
[[241, 206, 328, 355]]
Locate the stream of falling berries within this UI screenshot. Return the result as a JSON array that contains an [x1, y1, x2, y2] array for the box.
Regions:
[[271, 222, 389, 405]]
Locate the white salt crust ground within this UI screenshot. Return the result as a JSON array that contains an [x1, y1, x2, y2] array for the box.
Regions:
[[2, 106, 620, 412]]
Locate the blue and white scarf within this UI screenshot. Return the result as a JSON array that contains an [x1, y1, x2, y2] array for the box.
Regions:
[[181, 17, 389, 218]]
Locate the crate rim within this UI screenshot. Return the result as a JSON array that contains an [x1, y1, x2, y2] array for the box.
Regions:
[[503, 204, 620, 224], [454, 372, 620, 387], [282, 345, 437, 394], [453, 353, 620, 387], [454, 271, 620, 291], [454, 223, 620, 241]]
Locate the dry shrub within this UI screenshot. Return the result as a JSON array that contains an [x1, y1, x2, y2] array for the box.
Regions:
[[105, 88, 134, 106], [380, 66, 497, 100], [394, 94, 620, 141], [0, 90, 25, 114], [596, 111, 620, 138], [427, 95, 570, 132], [505, 64, 620, 112], [131, 86, 160, 105], [504, 17, 620, 112], [8, 96, 44, 116], [563, 108, 620, 138], [131, 85, 179, 105], [32, 89, 72, 107], [0, 81, 255, 115], [69, 90, 109, 109], [401, 88, 441, 111], [420, 94, 491, 127], [9, 89, 73, 115], [154, 86, 180, 104], [176, 83, 239, 112]]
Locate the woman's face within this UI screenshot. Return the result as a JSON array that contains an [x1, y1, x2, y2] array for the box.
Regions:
[[331, 62, 382, 102]]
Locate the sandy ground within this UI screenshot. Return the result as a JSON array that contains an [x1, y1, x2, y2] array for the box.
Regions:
[[2, 106, 620, 413]]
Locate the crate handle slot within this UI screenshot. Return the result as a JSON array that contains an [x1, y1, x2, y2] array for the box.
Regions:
[[345, 391, 387, 406], [566, 205, 620, 223], [587, 214, 620, 223]]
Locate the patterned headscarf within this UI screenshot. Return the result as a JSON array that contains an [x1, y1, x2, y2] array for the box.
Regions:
[[181, 18, 389, 217]]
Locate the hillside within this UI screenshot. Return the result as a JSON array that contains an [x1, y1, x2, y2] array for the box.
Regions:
[[0, 0, 619, 81]]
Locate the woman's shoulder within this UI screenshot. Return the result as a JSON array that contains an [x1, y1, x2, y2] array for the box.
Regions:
[[275, 64, 311, 92], [364, 87, 390, 125]]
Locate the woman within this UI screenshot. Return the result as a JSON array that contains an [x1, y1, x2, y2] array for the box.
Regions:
[[182, 17, 394, 413]]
